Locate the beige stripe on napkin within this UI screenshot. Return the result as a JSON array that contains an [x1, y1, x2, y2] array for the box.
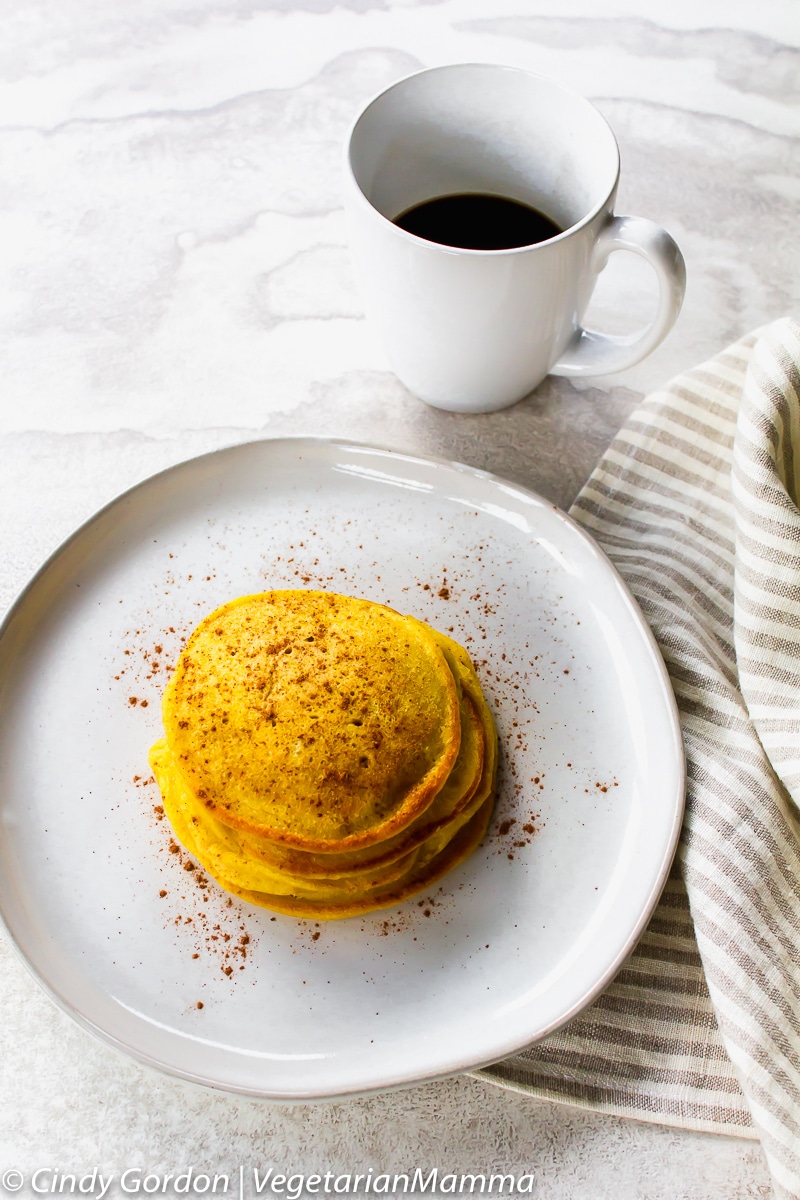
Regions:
[[476, 319, 800, 1200]]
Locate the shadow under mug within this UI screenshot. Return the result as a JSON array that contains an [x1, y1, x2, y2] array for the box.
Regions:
[[344, 63, 687, 414]]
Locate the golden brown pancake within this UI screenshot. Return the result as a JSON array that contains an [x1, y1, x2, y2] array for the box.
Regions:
[[423, 622, 498, 802], [226, 627, 497, 881], [149, 590, 498, 920], [225, 795, 495, 920], [234, 690, 485, 879], [161, 591, 461, 852], [150, 735, 424, 897], [151, 719, 490, 900]]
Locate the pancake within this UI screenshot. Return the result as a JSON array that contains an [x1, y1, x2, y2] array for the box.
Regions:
[[150, 735, 424, 897], [149, 589, 498, 920], [228, 627, 497, 881], [234, 689, 486, 879], [161, 591, 462, 852], [423, 622, 498, 801], [151, 713, 488, 897], [225, 795, 496, 920]]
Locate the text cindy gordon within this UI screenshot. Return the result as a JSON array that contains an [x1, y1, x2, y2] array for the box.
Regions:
[[11, 1166, 536, 1197]]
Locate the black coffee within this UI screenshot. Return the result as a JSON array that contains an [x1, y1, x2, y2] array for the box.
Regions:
[[393, 192, 562, 250]]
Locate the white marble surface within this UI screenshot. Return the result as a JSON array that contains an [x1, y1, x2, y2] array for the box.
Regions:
[[1, 1, 798, 1196]]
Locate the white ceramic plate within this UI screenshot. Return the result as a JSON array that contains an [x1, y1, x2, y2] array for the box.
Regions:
[[0, 438, 683, 1099]]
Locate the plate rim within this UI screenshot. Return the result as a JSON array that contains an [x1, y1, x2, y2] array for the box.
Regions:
[[0, 435, 686, 1098]]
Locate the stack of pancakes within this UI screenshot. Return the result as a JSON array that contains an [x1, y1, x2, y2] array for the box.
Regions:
[[149, 590, 497, 920]]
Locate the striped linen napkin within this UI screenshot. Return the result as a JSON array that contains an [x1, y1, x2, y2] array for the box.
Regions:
[[477, 318, 800, 1199]]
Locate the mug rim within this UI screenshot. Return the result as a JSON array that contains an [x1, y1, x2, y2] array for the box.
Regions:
[[344, 62, 621, 257]]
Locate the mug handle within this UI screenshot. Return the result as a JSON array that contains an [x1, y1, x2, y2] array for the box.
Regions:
[[551, 215, 686, 377]]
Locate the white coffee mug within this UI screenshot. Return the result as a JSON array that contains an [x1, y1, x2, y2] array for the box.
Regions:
[[344, 64, 686, 414]]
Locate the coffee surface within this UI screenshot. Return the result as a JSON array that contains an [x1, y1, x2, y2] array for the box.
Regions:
[[393, 192, 562, 250]]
